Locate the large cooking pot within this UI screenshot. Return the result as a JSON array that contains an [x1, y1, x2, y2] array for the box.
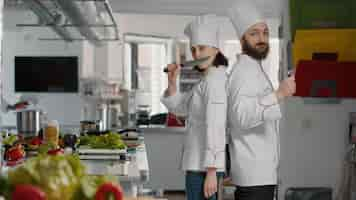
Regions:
[[16, 109, 42, 138], [96, 104, 120, 131]]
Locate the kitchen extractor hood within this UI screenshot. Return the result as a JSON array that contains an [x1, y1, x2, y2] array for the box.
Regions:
[[18, 0, 119, 46], [53, 0, 102, 45], [21, 0, 73, 42]]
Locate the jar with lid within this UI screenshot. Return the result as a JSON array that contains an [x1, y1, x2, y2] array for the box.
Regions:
[[44, 120, 59, 147], [119, 154, 130, 176]]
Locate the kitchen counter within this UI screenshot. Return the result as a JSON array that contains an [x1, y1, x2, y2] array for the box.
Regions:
[[81, 141, 150, 197], [139, 127, 185, 134], [141, 127, 185, 191], [0, 141, 150, 198]]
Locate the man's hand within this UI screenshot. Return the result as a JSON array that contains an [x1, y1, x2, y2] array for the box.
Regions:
[[276, 74, 296, 101], [204, 168, 217, 198]]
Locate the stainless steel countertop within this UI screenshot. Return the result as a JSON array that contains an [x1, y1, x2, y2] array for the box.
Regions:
[[139, 126, 185, 134]]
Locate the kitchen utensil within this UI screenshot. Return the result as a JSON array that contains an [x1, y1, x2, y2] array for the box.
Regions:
[[163, 56, 210, 73], [16, 109, 42, 138]]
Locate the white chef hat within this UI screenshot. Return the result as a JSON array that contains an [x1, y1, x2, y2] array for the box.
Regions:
[[228, 1, 266, 38], [184, 14, 221, 48]]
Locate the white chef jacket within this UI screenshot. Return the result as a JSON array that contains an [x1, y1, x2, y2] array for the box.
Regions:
[[226, 54, 282, 186], [161, 67, 227, 172]]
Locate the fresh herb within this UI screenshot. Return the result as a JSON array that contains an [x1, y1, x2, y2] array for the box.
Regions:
[[78, 133, 125, 149]]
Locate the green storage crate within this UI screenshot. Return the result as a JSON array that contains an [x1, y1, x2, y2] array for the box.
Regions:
[[290, 0, 356, 40]]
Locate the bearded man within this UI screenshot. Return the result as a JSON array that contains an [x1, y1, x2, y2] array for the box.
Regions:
[[226, 1, 296, 200]]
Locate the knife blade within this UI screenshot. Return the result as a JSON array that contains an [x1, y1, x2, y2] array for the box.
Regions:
[[163, 56, 210, 73]]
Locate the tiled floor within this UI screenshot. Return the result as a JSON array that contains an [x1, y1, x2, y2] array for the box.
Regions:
[[162, 190, 235, 200], [165, 192, 185, 200]]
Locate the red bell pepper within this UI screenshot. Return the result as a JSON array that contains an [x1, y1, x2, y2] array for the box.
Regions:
[[12, 184, 46, 200], [95, 182, 123, 200]]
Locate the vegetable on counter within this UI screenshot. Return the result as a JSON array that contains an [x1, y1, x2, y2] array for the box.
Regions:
[[28, 137, 42, 150], [0, 154, 124, 200], [37, 141, 60, 155], [47, 148, 64, 155], [73, 175, 122, 200], [5, 144, 25, 162], [95, 182, 123, 200], [78, 132, 126, 149], [7, 154, 84, 200], [12, 184, 46, 200], [2, 135, 18, 147]]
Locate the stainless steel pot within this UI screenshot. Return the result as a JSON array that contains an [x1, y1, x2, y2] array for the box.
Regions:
[[95, 103, 121, 131], [16, 110, 41, 137]]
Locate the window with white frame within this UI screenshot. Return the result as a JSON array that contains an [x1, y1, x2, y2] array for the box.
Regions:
[[124, 34, 173, 116]]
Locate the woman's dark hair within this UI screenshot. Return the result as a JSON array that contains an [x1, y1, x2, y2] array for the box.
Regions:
[[194, 51, 229, 72], [213, 51, 229, 67]]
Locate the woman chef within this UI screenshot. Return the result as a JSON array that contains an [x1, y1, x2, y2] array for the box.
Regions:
[[161, 14, 228, 200]]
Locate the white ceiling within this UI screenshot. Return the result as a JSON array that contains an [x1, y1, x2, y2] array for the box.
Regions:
[[4, 0, 284, 18], [108, 0, 284, 18]]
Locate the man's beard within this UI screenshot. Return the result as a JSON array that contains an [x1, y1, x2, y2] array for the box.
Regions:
[[241, 37, 270, 60]]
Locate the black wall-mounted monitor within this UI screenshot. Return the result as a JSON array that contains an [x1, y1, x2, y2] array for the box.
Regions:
[[15, 56, 79, 93]]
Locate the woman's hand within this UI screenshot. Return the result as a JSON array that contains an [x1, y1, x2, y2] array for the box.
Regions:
[[167, 64, 181, 95], [204, 168, 217, 198]]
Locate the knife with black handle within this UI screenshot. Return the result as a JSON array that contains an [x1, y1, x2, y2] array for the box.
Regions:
[[163, 56, 210, 73]]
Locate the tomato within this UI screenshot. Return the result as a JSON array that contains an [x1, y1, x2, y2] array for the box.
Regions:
[[30, 137, 42, 146], [12, 184, 46, 200], [95, 182, 123, 200], [6, 145, 25, 161], [47, 148, 64, 155]]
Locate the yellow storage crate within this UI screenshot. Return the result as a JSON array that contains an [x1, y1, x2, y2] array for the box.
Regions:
[[293, 29, 356, 67]]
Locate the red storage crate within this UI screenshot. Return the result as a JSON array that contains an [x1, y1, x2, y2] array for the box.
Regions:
[[295, 60, 356, 98]]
